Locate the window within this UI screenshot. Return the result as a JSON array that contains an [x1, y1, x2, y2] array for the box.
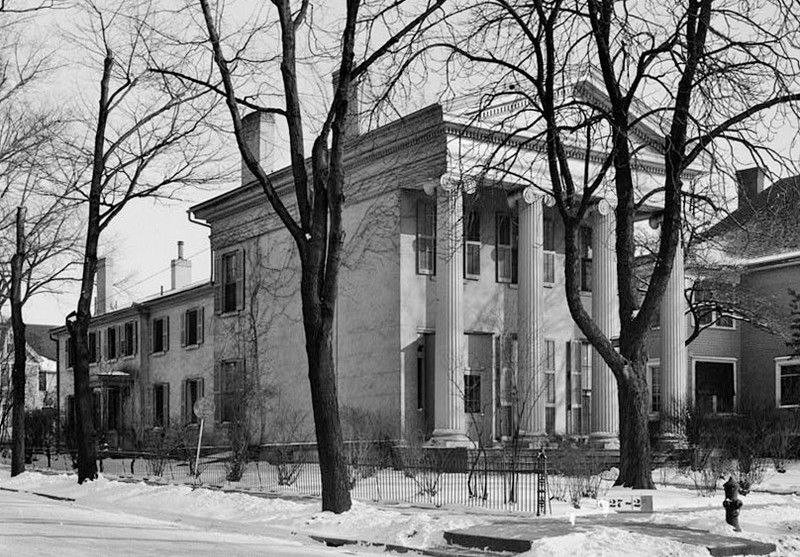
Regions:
[[464, 374, 481, 413], [544, 213, 555, 284], [416, 199, 436, 275], [496, 212, 518, 284], [695, 360, 735, 414], [152, 317, 169, 353], [695, 289, 735, 329], [215, 250, 245, 313], [106, 326, 117, 360], [119, 321, 138, 357], [776, 358, 800, 407], [38, 371, 47, 392], [567, 340, 591, 435], [181, 308, 204, 347], [544, 339, 556, 434], [88, 331, 99, 364], [66, 337, 76, 368], [183, 378, 204, 425], [215, 360, 244, 423], [579, 225, 592, 291], [464, 210, 480, 279], [105, 387, 121, 431], [153, 383, 170, 428], [647, 361, 662, 413]]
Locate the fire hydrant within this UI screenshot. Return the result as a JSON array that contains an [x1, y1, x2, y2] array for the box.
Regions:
[[723, 476, 743, 532]]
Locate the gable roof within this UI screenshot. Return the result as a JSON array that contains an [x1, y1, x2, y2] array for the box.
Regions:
[[704, 175, 800, 259], [0, 322, 59, 362]]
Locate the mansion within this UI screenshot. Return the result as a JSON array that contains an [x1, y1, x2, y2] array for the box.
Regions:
[[50, 99, 799, 449]]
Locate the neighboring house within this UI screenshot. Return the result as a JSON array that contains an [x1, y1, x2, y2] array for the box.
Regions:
[[0, 322, 59, 442], [188, 93, 699, 448], [51, 244, 215, 449], [674, 169, 800, 416]]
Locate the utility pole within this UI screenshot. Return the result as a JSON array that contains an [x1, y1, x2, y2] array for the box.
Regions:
[[10, 206, 27, 476]]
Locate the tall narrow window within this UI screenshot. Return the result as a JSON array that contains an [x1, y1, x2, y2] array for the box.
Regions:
[[416, 199, 436, 275], [153, 383, 169, 428], [544, 339, 556, 434], [464, 210, 480, 279], [777, 360, 800, 407], [120, 321, 137, 357], [66, 337, 76, 368], [106, 387, 121, 431], [183, 378, 204, 425], [181, 307, 204, 347], [223, 252, 240, 312], [152, 317, 169, 353], [38, 371, 47, 392], [579, 225, 592, 291], [106, 326, 117, 360], [648, 362, 662, 413], [88, 331, 98, 364], [464, 374, 481, 413], [543, 213, 556, 284], [215, 360, 244, 423], [496, 213, 518, 283]]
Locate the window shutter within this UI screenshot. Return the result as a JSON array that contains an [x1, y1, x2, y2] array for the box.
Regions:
[[181, 380, 187, 424], [145, 386, 153, 428], [104, 329, 109, 359], [134, 321, 139, 355], [198, 307, 205, 344], [148, 320, 153, 354], [164, 383, 170, 427], [213, 253, 222, 314], [117, 325, 122, 356], [180, 311, 186, 347], [164, 316, 170, 352], [236, 249, 245, 311], [214, 363, 221, 422], [199, 377, 204, 398]]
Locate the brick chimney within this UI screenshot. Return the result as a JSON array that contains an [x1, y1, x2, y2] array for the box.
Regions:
[[332, 70, 360, 138], [95, 257, 113, 316], [736, 167, 767, 209], [241, 111, 275, 186], [170, 241, 192, 290]]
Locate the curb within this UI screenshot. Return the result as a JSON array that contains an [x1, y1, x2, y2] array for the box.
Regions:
[[308, 534, 509, 556], [0, 486, 76, 502]]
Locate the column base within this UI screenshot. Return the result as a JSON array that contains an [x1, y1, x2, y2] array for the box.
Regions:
[[655, 431, 687, 451], [589, 432, 620, 450], [427, 429, 473, 447]]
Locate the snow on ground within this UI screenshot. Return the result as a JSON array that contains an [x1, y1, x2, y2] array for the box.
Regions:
[[2, 462, 800, 556]]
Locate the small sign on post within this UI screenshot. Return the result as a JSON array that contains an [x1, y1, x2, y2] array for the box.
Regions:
[[609, 495, 654, 513], [192, 397, 212, 482]]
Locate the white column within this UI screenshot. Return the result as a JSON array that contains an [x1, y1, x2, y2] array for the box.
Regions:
[[660, 239, 688, 435], [517, 187, 545, 439], [432, 174, 468, 444], [590, 199, 619, 445]]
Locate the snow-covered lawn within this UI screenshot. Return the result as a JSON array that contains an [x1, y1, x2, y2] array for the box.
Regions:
[[1, 461, 799, 556]]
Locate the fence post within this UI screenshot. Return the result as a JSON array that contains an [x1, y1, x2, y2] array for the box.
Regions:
[[537, 448, 548, 516]]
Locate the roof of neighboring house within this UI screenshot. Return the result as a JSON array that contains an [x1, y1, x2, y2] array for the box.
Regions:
[[704, 174, 800, 259], [23, 324, 58, 362], [0, 322, 59, 362]]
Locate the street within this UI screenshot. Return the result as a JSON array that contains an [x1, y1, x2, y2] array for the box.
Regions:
[[0, 489, 366, 556]]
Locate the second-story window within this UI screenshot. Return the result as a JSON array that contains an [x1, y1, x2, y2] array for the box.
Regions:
[[88, 331, 99, 364], [464, 210, 480, 279], [181, 307, 205, 347], [152, 316, 169, 353], [544, 212, 556, 284], [496, 212, 518, 284], [579, 225, 592, 292], [106, 326, 117, 360], [66, 337, 76, 368], [416, 199, 436, 275], [120, 321, 138, 358], [215, 250, 245, 313]]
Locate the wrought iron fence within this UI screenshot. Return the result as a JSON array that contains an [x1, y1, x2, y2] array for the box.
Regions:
[[5, 444, 553, 515]]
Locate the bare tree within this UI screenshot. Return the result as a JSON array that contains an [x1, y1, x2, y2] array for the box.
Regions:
[[435, 0, 800, 488], [62, 1, 221, 483], [151, 0, 446, 512]]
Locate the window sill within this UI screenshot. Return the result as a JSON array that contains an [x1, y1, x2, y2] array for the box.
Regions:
[[183, 344, 202, 351], [151, 351, 167, 357], [544, 282, 554, 289], [777, 404, 800, 409]]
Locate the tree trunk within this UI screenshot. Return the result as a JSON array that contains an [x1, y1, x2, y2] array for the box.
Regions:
[[615, 361, 654, 489], [301, 263, 352, 513], [10, 206, 26, 477], [68, 238, 99, 483]]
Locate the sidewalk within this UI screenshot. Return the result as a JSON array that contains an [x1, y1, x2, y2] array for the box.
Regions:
[[440, 513, 777, 556]]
